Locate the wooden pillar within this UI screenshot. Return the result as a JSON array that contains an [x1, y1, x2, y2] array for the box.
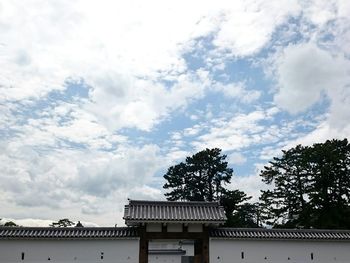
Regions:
[[194, 239, 202, 263], [139, 226, 148, 263], [202, 226, 210, 263]]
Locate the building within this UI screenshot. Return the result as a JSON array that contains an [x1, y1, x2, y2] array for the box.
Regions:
[[1, 200, 350, 263]]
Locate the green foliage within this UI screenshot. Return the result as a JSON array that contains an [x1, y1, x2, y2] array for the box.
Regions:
[[4, 221, 18, 227], [0, 219, 18, 227], [50, 218, 75, 227], [75, 221, 84, 227], [163, 148, 233, 202], [220, 190, 259, 227], [163, 148, 257, 227], [231, 203, 262, 228], [260, 138, 350, 229]]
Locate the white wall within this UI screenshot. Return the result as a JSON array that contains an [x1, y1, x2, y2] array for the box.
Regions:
[[0, 239, 139, 263], [210, 239, 350, 263], [148, 254, 182, 263], [3, 237, 350, 263]]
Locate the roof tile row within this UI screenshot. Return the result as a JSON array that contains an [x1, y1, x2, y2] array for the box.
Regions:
[[2, 226, 350, 240], [0, 227, 138, 239], [210, 228, 350, 240], [124, 200, 226, 224]]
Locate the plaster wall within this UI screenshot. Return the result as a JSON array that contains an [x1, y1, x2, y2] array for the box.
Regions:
[[167, 224, 182, 233], [0, 239, 139, 263], [188, 224, 202, 233], [210, 239, 350, 263], [147, 224, 162, 232]]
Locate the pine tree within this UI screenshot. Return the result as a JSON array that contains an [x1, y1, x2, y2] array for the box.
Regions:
[[260, 139, 350, 229]]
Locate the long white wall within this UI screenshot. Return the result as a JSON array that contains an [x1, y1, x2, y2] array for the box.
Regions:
[[210, 239, 350, 263], [2, 237, 350, 263], [0, 239, 139, 263]]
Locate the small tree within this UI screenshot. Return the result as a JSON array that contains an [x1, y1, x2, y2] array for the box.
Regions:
[[50, 218, 75, 227], [3, 221, 18, 227], [0, 219, 18, 227], [75, 221, 84, 227]]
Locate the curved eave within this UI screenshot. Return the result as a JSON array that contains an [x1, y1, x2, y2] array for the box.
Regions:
[[0, 227, 139, 240], [125, 220, 226, 226], [210, 228, 350, 241]]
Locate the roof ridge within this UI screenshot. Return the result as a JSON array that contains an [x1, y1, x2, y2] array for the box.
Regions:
[[128, 199, 220, 206], [0, 226, 134, 230], [213, 227, 350, 233]]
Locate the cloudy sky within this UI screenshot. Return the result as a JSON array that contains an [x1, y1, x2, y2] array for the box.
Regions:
[[0, 0, 349, 227]]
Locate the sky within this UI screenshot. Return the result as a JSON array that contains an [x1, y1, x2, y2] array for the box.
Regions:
[[0, 0, 350, 227]]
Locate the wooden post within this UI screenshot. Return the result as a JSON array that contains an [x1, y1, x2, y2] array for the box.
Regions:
[[194, 239, 202, 263], [139, 226, 148, 263], [202, 226, 210, 263]]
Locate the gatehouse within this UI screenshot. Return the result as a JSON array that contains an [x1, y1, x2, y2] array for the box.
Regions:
[[1, 199, 350, 263]]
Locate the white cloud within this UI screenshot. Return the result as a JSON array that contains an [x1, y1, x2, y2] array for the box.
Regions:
[[273, 43, 350, 114], [0, 0, 303, 132], [165, 150, 189, 164], [213, 0, 300, 56], [0, 218, 99, 227], [213, 81, 261, 103], [86, 70, 209, 131], [301, 0, 338, 27], [228, 152, 247, 165], [258, 117, 350, 162], [0, 142, 165, 226], [1, 0, 349, 227], [183, 125, 202, 137], [228, 163, 269, 202], [192, 108, 281, 151], [283, 120, 350, 150]]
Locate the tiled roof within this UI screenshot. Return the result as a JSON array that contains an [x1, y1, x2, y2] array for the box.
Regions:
[[0, 227, 138, 239], [210, 228, 350, 240], [2, 226, 350, 241], [124, 200, 226, 225]]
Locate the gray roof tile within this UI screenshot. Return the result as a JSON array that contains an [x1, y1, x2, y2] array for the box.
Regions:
[[0, 227, 138, 239], [123, 200, 226, 225], [2, 226, 350, 241], [210, 228, 350, 240]]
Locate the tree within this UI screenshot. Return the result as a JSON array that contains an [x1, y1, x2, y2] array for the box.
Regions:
[[4, 221, 18, 227], [260, 144, 312, 228], [75, 221, 84, 227], [220, 189, 259, 227], [308, 139, 350, 228], [232, 202, 262, 228], [163, 148, 254, 227], [260, 139, 350, 229], [50, 218, 75, 227], [164, 148, 233, 202], [0, 219, 18, 227]]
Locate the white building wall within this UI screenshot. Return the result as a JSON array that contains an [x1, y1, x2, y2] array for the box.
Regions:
[[210, 239, 350, 263], [148, 254, 181, 263], [147, 223, 162, 232], [0, 239, 139, 263], [2, 237, 350, 263]]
